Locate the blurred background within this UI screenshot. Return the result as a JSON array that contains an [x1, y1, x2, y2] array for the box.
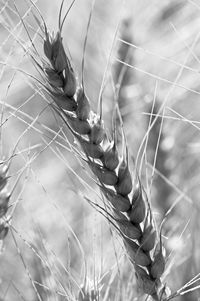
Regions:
[[0, 0, 200, 300]]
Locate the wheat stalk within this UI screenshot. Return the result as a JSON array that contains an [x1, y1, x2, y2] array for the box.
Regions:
[[31, 21, 170, 300]]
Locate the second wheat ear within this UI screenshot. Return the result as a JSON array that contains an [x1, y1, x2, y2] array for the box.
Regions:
[[0, 162, 11, 244], [35, 26, 170, 300]]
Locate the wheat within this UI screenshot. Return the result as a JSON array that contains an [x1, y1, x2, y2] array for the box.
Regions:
[[32, 24, 170, 300], [0, 161, 10, 246], [147, 101, 173, 217]]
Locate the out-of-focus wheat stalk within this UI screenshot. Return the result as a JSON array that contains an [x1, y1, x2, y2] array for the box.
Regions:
[[146, 100, 173, 217]]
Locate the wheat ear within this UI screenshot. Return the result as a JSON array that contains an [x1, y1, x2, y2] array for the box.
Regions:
[[38, 28, 169, 300], [0, 161, 10, 244]]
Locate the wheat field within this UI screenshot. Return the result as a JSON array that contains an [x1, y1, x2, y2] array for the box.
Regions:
[[0, 0, 200, 300]]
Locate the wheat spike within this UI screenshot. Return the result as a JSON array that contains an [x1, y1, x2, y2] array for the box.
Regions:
[[0, 161, 11, 247], [38, 26, 170, 300]]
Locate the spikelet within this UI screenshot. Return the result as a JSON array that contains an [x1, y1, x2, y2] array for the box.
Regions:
[[115, 158, 132, 196], [129, 182, 146, 224], [135, 266, 157, 296], [101, 187, 131, 212], [91, 162, 118, 186], [117, 218, 142, 240], [63, 66, 77, 97], [78, 136, 104, 159], [124, 237, 151, 267], [52, 93, 77, 111], [90, 118, 105, 145], [66, 113, 91, 135], [151, 243, 165, 279], [45, 66, 64, 87], [44, 30, 76, 98], [52, 33, 68, 72], [43, 30, 53, 61], [129, 196, 146, 224], [132, 181, 140, 203], [76, 88, 90, 121], [140, 224, 156, 251], [102, 142, 119, 171]]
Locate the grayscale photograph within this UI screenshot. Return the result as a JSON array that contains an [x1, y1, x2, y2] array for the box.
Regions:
[[0, 1, 199, 300]]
